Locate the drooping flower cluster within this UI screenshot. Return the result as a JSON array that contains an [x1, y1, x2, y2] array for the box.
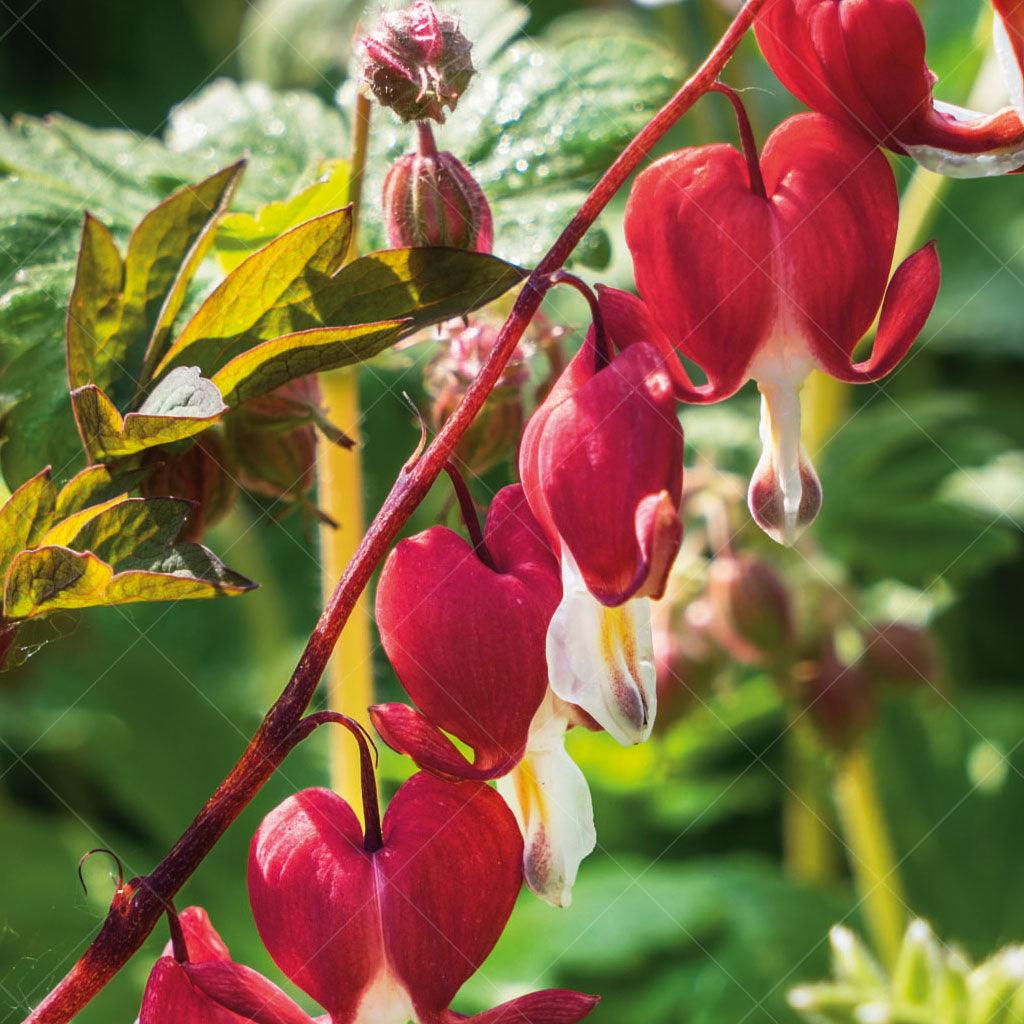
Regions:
[[124, 1, 1014, 1018]]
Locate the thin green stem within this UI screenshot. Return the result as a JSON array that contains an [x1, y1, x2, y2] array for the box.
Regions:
[[834, 744, 907, 968]]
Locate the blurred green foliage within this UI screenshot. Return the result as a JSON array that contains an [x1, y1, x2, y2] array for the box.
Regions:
[[1, 1, 1023, 1023]]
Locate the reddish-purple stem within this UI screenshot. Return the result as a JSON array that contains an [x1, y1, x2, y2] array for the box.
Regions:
[[23, 4, 766, 1020], [443, 461, 495, 569], [711, 81, 768, 199]]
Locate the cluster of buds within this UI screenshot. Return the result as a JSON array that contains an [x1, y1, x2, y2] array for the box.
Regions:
[[790, 921, 1024, 1024], [425, 311, 565, 476], [141, 376, 346, 536], [365, 2, 493, 255]]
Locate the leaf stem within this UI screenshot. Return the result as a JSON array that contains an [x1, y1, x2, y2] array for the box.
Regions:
[[22, 5, 769, 1019], [834, 743, 907, 968]]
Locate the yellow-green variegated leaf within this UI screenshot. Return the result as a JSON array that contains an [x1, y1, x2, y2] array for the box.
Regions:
[[3, 542, 254, 620], [211, 320, 407, 406], [0, 468, 57, 578], [54, 464, 150, 519], [70, 367, 226, 461], [215, 158, 349, 272], [155, 206, 354, 377], [65, 162, 245, 401]]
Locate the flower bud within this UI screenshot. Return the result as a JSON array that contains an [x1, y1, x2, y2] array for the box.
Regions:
[[426, 319, 528, 474], [653, 596, 723, 721], [706, 553, 794, 664], [141, 434, 238, 542], [361, 0, 474, 123], [228, 420, 316, 503], [383, 139, 493, 251], [798, 639, 875, 749], [861, 622, 942, 693]]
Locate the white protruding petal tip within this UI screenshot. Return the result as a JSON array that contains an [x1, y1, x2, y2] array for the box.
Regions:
[[498, 699, 597, 909], [546, 547, 657, 745]]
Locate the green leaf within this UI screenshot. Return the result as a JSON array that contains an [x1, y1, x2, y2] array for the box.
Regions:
[[165, 80, 348, 210], [159, 245, 524, 390], [816, 395, 1019, 587], [0, 468, 57, 578], [54, 464, 150, 519], [3, 542, 254, 620], [66, 163, 245, 401], [215, 159, 349, 272], [155, 207, 354, 377], [211, 322, 408, 406], [238, 0, 363, 89], [470, 857, 843, 1024], [70, 368, 226, 461], [0, 83, 348, 490], [51, 496, 192, 566]]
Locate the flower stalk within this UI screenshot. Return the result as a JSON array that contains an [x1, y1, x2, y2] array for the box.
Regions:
[[318, 87, 375, 808], [834, 744, 907, 968], [22, 5, 770, 1020]]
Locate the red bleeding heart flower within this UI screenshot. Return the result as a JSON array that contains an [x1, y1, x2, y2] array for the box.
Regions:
[[619, 111, 941, 544], [754, 0, 1024, 177], [371, 484, 560, 781], [248, 770, 598, 1024], [138, 906, 317, 1024], [519, 329, 683, 746]]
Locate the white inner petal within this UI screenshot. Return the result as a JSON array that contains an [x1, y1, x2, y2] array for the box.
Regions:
[[546, 546, 657, 746], [497, 694, 597, 908], [904, 138, 1024, 177], [354, 967, 415, 1024], [749, 379, 814, 546], [994, 14, 1024, 122]]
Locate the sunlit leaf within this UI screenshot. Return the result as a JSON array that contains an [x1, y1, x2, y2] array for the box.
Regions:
[[155, 207, 354, 376], [54, 464, 150, 519], [3, 542, 254, 620], [0, 84, 348, 490], [0, 468, 57, 577], [44, 497, 192, 565], [70, 368, 226, 461], [159, 245, 524, 389], [211, 321, 407, 406], [215, 159, 350, 272]]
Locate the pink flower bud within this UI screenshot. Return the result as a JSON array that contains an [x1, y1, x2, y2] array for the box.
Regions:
[[706, 553, 795, 664], [799, 640, 875, 750], [383, 136, 493, 251], [142, 434, 237, 543], [361, 0, 474, 123], [861, 622, 942, 693], [427, 319, 529, 474]]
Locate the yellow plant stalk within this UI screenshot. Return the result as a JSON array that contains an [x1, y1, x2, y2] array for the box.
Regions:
[[320, 92, 375, 809], [318, 368, 375, 808], [834, 745, 907, 967]]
